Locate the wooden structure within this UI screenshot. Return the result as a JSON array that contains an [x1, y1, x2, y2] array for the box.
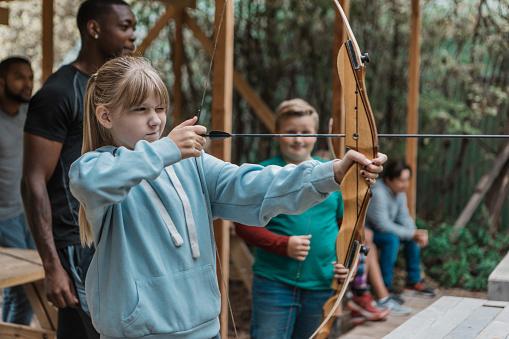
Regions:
[[405, 0, 421, 218], [453, 142, 509, 236], [2, 0, 424, 336], [341, 291, 438, 338], [385, 296, 509, 338], [0, 247, 57, 339], [0, 6, 8, 25], [0, 0, 54, 81]]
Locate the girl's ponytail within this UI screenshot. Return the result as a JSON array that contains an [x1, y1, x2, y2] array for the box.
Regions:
[[79, 74, 99, 246]]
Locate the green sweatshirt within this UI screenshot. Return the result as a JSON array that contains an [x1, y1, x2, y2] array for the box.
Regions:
[[252, 156, 344, 290]]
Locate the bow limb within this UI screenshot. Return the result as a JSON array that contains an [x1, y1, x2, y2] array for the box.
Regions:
[[310, 247, 361, 339]]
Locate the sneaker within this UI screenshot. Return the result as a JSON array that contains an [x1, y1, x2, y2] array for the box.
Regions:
[[377, 297, 412, 316], [347, 292, 390, 321], [403, 281, 436, 298], [350, 310, 366, 326], [389, 293, 405, 305]]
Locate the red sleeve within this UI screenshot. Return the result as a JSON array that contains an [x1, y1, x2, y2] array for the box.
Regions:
[[337, 218, 343, 230], [233, 222, 289, 257]]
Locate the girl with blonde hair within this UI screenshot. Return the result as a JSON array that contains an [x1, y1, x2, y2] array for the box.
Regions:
[[70, 56, 386, 338]]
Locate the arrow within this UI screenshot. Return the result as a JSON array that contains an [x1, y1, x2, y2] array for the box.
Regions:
[[203, 130, 509, 141]]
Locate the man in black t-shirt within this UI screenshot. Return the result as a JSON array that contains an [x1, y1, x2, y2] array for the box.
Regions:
[[21, 0, 136, 337]]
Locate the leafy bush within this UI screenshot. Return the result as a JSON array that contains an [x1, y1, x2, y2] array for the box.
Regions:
[[420, 219, 509, 291]]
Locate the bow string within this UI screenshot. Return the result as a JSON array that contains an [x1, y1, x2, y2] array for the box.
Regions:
[[191, 1, 239, 338]]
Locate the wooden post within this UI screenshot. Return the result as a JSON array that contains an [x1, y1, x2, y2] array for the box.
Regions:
[[331, 0, 349, 159], [211, 0, 233, 337], [42, 0, 54, 82], [405, 0, 421, 218], [0, 7, 8, 26], [172, 7, 185, 127]]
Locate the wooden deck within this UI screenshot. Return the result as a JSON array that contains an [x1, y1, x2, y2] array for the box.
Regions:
[[385, 297, 509, 338], [340, 289, 487, 339]]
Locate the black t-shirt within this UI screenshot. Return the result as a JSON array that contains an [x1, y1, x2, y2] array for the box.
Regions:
[[24, 65, 90, 249]]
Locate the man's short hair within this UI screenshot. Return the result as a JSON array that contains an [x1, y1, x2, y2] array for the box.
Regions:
[[0, 57, 31, 79], [77, 0, 130, 36]]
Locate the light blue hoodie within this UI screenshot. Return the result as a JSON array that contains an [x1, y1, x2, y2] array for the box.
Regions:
[[69, 137, 340, 338]]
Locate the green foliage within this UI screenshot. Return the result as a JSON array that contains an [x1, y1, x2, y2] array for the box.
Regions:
[[104, 0, 509, 227], [4, 0, 509, 234], [420, 219, 509, 291]]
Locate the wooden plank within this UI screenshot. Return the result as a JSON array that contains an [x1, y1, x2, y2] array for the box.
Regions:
[[453, 142, 509, 236], [42, 0, 54, 82], [476, 302, 509, 338], [24, 281, 58, 331], [158, 0, 195, 7], [0, 7, 8, 26], [385, 297, 485, 339], [489, 252, 509, 301], [0, 247, 44, 288], [483, 300, 509, 308], [231, 70, 275, 132], [184, 13, 275, 132], [135, 5, 177, 56], [0, 321, 55, 339], [342, 293, 431, 338], [405, 0, 421, 219], [36, 279, 58, 328], [444, 305, 501, 338]]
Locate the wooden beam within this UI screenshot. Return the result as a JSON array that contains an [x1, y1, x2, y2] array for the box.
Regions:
[[453, 142, 509, 237], [172, 7, 184, 127], [24, 280, 58, 331], [0, 321, 55, 339], [232, 67, 275, 132], [184, 13, 275, 132], [331, 0, 349, 159], [405, 0, 421, 218], [210, 0, 233, 337], [42, 0, 53, 82], [158, 0, 196, 7], [135, 5, 177, 56], [0, 7, 8, 26]]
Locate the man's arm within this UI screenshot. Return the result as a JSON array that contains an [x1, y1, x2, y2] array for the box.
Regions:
[[21, 133, 79, 308]]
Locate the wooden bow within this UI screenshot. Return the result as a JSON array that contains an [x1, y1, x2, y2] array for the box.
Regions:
[[310, 1, 379, 338]]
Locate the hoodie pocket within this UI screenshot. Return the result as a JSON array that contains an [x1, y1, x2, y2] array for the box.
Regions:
[[121, 264, 221, 337]]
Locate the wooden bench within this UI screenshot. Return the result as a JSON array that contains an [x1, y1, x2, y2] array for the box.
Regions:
[[488, 251, 509, 301], [0, 246, 57, 339], [384, 296, 509, 338]]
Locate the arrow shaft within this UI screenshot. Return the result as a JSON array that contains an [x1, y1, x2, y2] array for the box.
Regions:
[[379, 134, 509, 138], [204, 132, 509, 139]]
